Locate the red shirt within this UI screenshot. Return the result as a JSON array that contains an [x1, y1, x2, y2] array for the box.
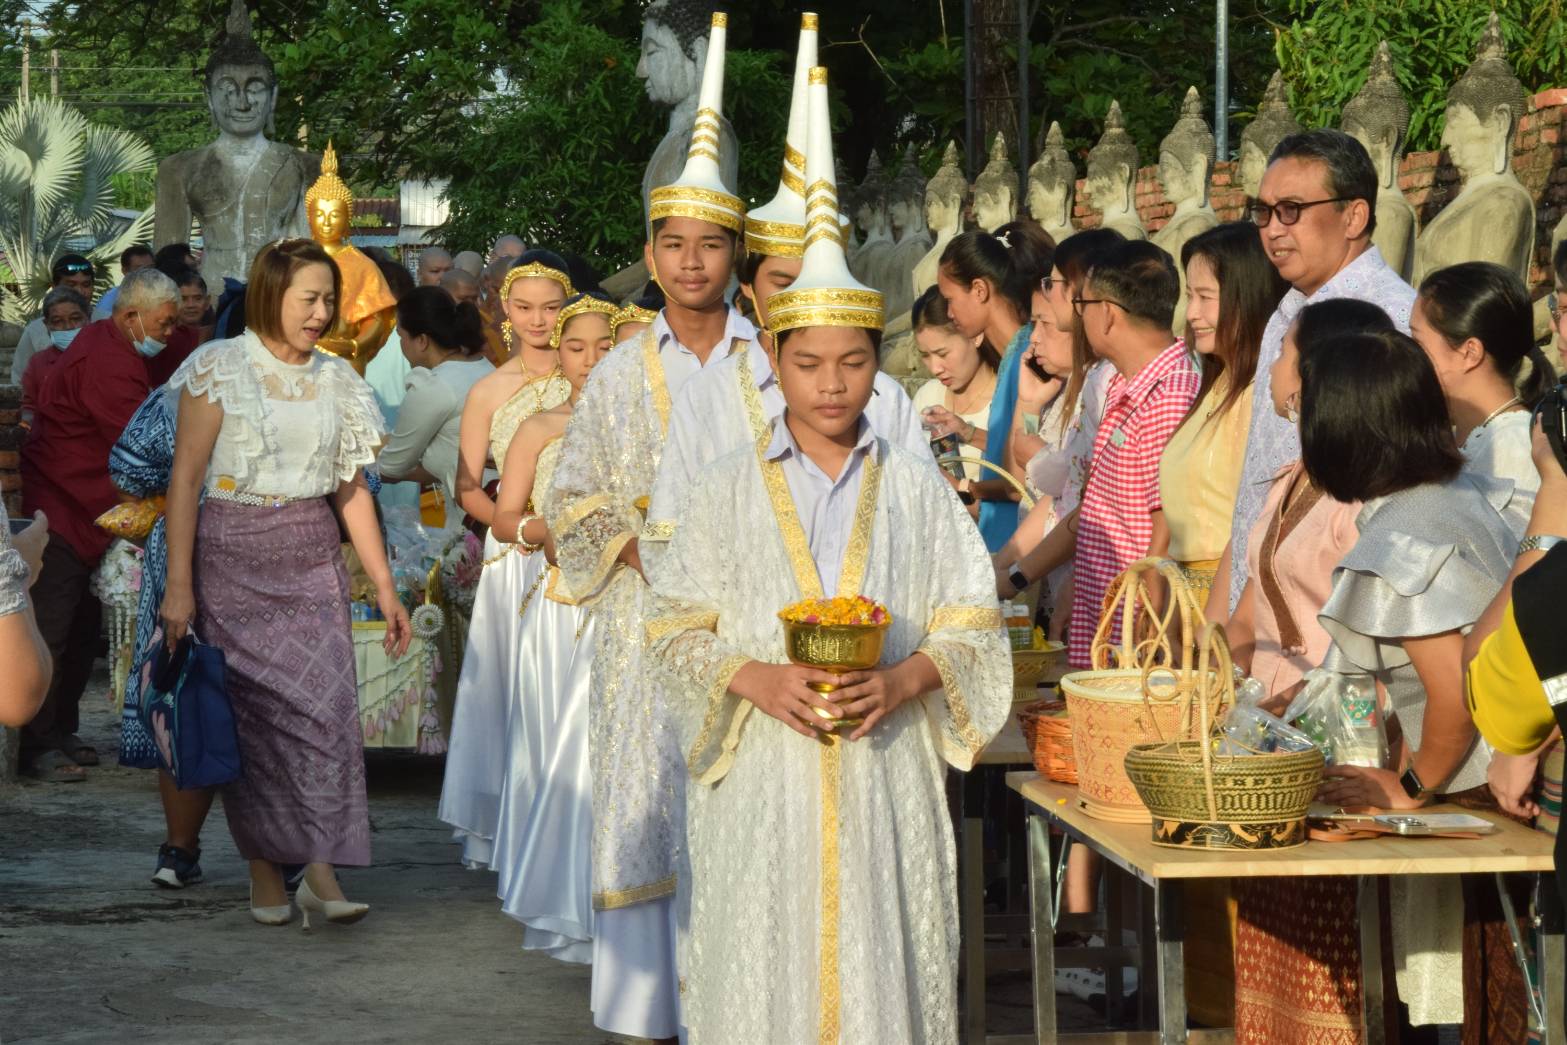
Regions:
[[1068, 340, 1201, 668], [145, 324, 202, 388], [20, 345, 65, 421], [20, 319, 151, 565]]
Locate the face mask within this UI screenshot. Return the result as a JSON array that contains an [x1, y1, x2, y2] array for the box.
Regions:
[[132, 316, 166, 358], [49, 328, 79, 350]]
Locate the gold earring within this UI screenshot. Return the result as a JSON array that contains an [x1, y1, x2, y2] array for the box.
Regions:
[[501, 320, 513, 351]]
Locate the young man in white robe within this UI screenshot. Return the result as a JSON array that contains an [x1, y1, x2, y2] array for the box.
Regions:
[[645, 63, 1012, 1044], [644, 12, 930, 550], [542, 12, 751, 1040]]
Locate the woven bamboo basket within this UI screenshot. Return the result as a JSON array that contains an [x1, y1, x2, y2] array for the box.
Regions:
[[1018, 699, 1077, 783], [1124, 624, 1325, 850], [1059, 557, 1222, 822], [1011, 642, 1064, 703]]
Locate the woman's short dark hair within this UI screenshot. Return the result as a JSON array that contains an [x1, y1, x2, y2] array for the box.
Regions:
[[397, 285, 484, 355], [1084, 240, 1181, 330], [911, 286, 1001, 371], [170, 266, 207, 292], [368, 251, 416, 303], [938, 218, 1056, 320], [246, 239, 341, 342], [1418, 261, 1552, 407], [1179, 221, 1290, 426], [1294, 298, 1395, 356], [1300, 329, 1463, 502]]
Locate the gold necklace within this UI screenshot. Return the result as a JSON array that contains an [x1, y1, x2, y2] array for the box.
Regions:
[[1476, 395, 1522, 431], [947, 369, 996, 417]]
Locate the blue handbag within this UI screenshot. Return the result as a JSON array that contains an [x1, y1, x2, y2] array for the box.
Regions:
[[139, 631, 242, 790]]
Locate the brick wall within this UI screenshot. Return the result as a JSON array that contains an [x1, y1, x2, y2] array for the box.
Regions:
[[1071, 93, 1567, 294]]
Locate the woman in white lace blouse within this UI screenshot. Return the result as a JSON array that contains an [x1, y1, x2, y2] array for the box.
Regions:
[[160, 239, 410, 929]]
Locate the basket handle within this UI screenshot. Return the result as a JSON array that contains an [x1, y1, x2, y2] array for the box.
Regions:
[[1091, 557, 1205, 676], [1191, 622, 1239, 823], [935, 454, 1038, 510]]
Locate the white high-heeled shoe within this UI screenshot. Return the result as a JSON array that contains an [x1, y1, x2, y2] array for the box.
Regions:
[[295, 876, 369, 931], [249, 885, 294, 926]]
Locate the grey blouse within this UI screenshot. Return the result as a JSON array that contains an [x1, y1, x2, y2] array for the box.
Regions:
[[1318, 473, 1516, 794]]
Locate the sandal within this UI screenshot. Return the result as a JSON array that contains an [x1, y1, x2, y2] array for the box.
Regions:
[[26, 750, 86, 783], [63, 735, 99, 766]]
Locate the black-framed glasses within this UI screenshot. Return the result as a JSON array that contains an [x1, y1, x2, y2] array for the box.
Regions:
[[1041, 274, 1060, 294], [1072, 297, 1124, 317], [1248, 196, 1355, 228]]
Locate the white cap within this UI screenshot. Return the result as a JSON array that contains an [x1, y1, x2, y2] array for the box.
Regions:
[[648, 11, 745, 233]]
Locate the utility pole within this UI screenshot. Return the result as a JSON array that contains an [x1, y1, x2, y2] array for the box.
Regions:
[[50, 49, 59, 98], [1215, 0, 1230, 160], [20, 20, 30, 103]]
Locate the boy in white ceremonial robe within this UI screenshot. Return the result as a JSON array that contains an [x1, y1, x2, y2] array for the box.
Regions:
[[646, 65, 1012, 1044], [643, 11, 930, 553]]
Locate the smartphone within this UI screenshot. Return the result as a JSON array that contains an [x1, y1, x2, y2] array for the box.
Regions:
[[9, 518, 30, 536], [1373, 813, 1496, 836], [1024, 356, 1051, 383]]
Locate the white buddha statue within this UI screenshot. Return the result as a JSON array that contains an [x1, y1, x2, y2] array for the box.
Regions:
[[1026, 121, 1076, 245], [1153, 87, 1219, 329], [848, 151, 896, 291], [972, 132, 1018, 233], [1238, 72, 1301, 199], [1084, 101, 1146, 241], [883, 148, 932, 321], [912, 142, 967, 299], [1342, 42, 1419, 282], [1413, 12, 1535, 285]]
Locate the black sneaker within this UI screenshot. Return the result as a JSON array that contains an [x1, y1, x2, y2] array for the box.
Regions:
[[151, 844, 203, 889]]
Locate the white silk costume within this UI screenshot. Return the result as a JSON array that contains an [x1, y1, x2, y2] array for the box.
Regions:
[[493, 437, 596, 963], [437, 370, 570, 869], [645, 339, 933, 544], [646, 428, 1012, 1044]]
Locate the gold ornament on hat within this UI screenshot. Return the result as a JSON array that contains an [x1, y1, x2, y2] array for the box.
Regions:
[[744, 12, 818, 259], [550, 294, 619, 350], [765, 65, 885, 338], [648, 12, 745, 233]]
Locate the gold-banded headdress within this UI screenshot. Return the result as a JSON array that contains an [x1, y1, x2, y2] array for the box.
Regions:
[[304, 141, 354, 213], [765, 66, 884, 337], [610, 302, 659, 340], [648, 12, 745, 234], [550, 293, 620, 349], [500, 260, 575, 301], [744, 13, 817, 258]]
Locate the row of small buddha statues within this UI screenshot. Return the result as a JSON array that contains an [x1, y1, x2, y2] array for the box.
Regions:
[[858, 9, 1561, 349]]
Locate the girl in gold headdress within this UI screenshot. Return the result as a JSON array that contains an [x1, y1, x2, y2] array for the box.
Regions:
[[305, 142, 396, 373], [436, 250, 573, 870]]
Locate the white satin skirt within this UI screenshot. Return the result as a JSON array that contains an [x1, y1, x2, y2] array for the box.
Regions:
[[436, 538, 546, 869], [592, 897, 682, 1039], [494, 581, 596, 964]]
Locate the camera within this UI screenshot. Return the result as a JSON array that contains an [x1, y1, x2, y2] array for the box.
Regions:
[[1537, 381, 1567, 476]]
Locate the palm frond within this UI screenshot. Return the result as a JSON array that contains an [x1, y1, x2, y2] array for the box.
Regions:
[[76, 124, 156, 236], [0, 95, 88, 220]]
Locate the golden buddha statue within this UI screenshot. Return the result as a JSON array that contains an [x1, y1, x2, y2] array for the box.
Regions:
[[306, 141, 396, 373]]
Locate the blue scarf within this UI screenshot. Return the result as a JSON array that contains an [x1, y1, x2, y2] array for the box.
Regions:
[[977, 323, 1031, 552]]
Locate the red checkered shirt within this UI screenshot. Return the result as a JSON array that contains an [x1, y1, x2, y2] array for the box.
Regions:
[[1068, 340, 1201, 668]]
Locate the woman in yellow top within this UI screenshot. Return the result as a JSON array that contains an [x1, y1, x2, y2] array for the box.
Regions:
[[1155, 222, 1288, 608]]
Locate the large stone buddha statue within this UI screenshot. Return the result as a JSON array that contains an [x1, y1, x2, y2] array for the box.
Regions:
[[1341, 42, 1418, 282], [912, 142, 967, 298], [1238, 72, 1301, 198], [1027, 121, 1076, 245], [1154, 88, 1219, 329], [972, 132, 1019, 233], [1413, 12, 1535, 284], [1084, 101, 1146, 241], [848, 151, 895, 289], [154, 0, 318, 287], [883, 148, 932, 322], [638, 0, 740, 229], [307, 143, 396, 374]]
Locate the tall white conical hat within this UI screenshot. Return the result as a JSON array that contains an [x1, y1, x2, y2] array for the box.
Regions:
[[744, 12, 817, 258], [648, 10, 745, 233], [765, 65, 884, 335]]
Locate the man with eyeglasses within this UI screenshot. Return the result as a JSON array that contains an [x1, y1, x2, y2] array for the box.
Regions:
[[1218, 128, 1416, 611], [10, 255, 96, 386]]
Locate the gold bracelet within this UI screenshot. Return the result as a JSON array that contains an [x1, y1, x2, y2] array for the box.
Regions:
[[516, 515, 545, 554]]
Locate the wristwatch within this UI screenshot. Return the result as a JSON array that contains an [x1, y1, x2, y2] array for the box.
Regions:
[[957, 479, 976, 506], [1007, 563, 1030, 593], [1519, 535, 1565, 556], [1399, 766, 1427, 801]]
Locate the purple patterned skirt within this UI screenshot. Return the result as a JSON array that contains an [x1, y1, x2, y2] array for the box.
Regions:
[[194, 497, 369, 867]]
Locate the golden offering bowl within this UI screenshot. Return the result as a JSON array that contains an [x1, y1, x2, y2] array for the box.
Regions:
[[780, 616, 890, 729], [1012, 641, 1066, 703]]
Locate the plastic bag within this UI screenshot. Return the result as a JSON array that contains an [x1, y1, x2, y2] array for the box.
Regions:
[[1283, 668, 1387, 767], [1216, 704, 1320, 756]]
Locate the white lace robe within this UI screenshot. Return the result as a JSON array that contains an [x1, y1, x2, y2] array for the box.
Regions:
[[543, 331, 684, 910], [646, 437, 1012, 1044]]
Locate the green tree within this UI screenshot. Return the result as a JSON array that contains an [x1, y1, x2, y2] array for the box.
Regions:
[[1276, 0, 1567, 152]]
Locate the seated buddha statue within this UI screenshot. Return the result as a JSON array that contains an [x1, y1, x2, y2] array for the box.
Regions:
[[307, 142, 396, 374], [1084, 101, 1146, 241], [1238, 71, 1301, 199], [1027, 121, 1077, 245], [1413, 12, 1535, 285], [1342, 42, 1418, 282], [972, 132, 1018, 233]]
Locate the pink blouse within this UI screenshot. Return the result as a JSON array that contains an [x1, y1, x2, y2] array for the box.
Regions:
[[1243, 462, 1361, 699]]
